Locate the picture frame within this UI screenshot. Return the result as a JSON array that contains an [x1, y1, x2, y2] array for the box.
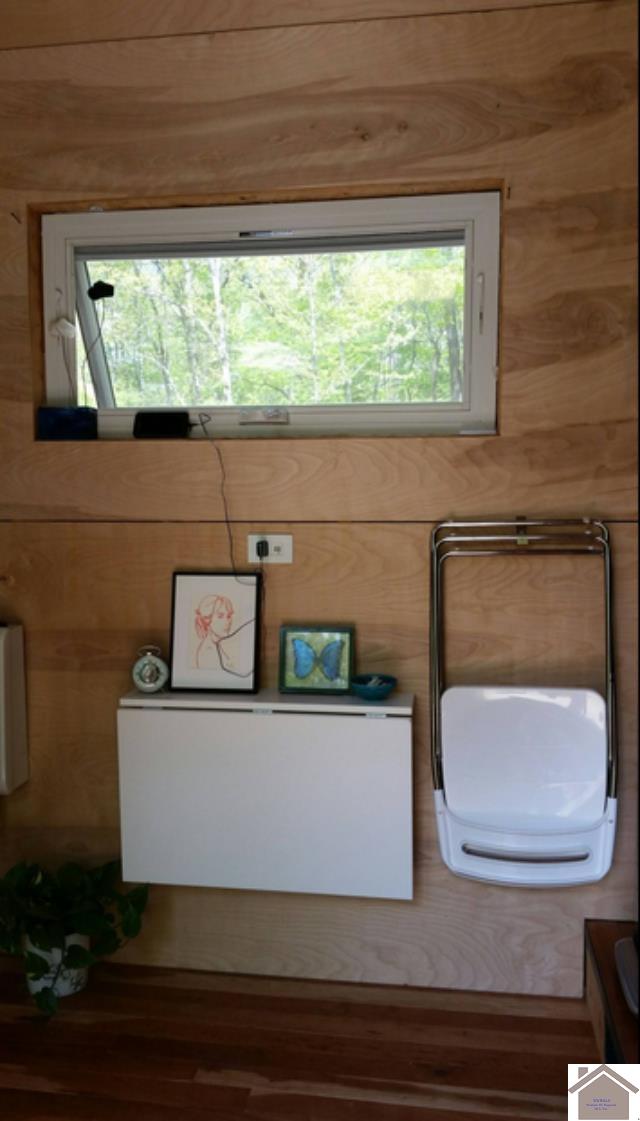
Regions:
[[170, 572, 261, 693], [278, 624, 354, 695]]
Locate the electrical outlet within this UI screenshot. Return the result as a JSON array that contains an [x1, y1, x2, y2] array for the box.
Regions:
[[247, 534, 293, 564]]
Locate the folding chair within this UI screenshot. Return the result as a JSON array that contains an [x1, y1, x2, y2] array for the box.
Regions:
[[430, 519, 617, 886]]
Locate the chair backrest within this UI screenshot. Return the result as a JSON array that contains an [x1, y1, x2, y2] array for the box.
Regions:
[[441, 685, 607, 832]]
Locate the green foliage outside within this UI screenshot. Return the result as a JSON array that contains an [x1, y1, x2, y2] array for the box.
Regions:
[[80, 246, 465, 410]]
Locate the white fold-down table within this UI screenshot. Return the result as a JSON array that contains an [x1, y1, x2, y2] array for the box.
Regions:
[[117, 689, 414, 900]]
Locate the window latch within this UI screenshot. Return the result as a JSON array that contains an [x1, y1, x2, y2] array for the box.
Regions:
[[238, 407, 290, 425], [476, 272, 485, 335]]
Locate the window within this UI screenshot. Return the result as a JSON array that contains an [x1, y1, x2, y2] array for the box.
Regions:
[[42, 192, 500, 437]]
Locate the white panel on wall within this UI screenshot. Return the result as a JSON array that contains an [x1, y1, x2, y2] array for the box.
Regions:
[[117, 692, 413, 900]]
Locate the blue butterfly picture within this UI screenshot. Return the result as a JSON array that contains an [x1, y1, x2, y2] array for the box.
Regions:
[[279, 626, 354, 694], [292, 637, 344, 682]]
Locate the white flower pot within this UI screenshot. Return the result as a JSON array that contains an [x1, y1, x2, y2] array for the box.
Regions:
[[23, 933, 90, 998]]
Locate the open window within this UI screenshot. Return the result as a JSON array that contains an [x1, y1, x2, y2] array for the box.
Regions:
[[42, 192, 500, 438]]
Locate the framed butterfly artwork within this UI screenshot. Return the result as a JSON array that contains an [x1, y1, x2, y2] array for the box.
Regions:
[[279, 625, 354, 694]]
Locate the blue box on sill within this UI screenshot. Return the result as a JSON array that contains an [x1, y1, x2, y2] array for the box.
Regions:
[[37, 407, 98, 440]]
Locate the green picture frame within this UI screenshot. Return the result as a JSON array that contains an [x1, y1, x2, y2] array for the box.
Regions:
[[278, 625, 354, 695]]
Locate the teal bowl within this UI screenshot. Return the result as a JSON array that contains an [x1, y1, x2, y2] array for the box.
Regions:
[[351, 673, 397, 701]]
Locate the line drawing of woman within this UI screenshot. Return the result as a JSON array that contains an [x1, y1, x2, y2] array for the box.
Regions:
[[193, 594, 254, 678]]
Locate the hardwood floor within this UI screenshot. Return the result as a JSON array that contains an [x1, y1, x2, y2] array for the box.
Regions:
[[0, 959, 597, 1119]]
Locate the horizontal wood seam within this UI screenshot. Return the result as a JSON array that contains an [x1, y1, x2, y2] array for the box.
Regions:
[[0, 0, 611, 55], [0, 518, 637, 526]]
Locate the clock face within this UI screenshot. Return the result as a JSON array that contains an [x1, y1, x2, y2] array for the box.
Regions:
[[132, 651, 169, 693]]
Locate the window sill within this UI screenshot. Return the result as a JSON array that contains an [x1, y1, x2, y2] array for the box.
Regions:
[[37, 406, 496, 441]]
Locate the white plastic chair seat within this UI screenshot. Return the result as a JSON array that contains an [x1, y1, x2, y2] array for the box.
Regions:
[[434, 686, 616, 886]]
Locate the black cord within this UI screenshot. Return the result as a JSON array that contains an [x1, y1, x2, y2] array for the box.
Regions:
[[84, 301, 106, 367], [257, 555, 266, 682], [79, 301, 107, 404], [198, 413, 239, 576], [197, 412, 267, 686]]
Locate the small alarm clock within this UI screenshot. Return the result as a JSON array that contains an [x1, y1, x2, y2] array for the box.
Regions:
[[132, 645, 169, 693]]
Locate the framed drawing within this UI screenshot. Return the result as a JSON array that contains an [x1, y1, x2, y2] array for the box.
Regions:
[[279, 625, 354, 694], [170, 572, 261, 692]]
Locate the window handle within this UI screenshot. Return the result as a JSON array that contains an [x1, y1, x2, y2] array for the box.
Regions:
[[476, 272, 485, 335], [239, 407, 290, 425]]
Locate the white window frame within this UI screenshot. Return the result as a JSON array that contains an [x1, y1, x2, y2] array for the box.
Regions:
[[42, 192, 500, 438]]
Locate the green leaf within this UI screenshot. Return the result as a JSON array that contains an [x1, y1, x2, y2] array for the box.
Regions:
[[3, 862, 32, 892], [91, 928, 121, 958], [66, 909, 107, 937], [56, 863, 91, 898], [63, 944, 94, 969], [91, 860, 121, 896], [114, 893, 128, 916], [27, 922, 65, 953], [126, 885, 149, 914], [120, 906, 141, 940], [34, 987, 58, 1017], [0, 934, 22, 956], [24, 951, 51, 980]]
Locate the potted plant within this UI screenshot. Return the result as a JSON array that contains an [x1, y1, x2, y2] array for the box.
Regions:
[[0, 859, 148, 1015]]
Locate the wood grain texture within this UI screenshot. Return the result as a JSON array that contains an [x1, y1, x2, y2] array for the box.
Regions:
[[0, 0, 636, 997], [0, 423, 636, 522], [0, 521, 636, 997], [0, 0, 602, 52], [0, 958, 597, 1119], [442, 553, 608, 686], [0, 8, 636, 201]]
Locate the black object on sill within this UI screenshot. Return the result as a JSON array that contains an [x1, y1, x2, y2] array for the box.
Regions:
[[133, 411, 191, 439], [37, 406, 98, 440]]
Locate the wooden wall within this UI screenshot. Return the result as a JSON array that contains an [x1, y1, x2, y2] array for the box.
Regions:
[[0, 0, 636, 997]]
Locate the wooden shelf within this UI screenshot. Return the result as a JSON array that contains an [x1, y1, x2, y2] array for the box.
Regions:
[[585, 919, 638, 1062], [120, 688, 414, 716]]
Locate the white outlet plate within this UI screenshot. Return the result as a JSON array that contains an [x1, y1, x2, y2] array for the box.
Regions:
[[247, 534, 293, 564]]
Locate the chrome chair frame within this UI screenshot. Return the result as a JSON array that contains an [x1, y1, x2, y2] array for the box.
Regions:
[[430, 517, 616, 796]]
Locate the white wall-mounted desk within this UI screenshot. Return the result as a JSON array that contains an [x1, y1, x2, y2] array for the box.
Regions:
[[117, 689, 414, 900]]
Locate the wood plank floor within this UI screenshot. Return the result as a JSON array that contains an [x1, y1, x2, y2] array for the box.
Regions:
[[0, 959, 597, 1119]]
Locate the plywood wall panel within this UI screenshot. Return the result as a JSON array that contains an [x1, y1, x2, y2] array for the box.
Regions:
[[0, 6, 635, 200], [0, 521, 636, 996], [0, 0, 595, 52], [442, 553, 607, 688], [0, 2, 634, 524], [0, 0, 636, 996], [0, 421, 636, 523]]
